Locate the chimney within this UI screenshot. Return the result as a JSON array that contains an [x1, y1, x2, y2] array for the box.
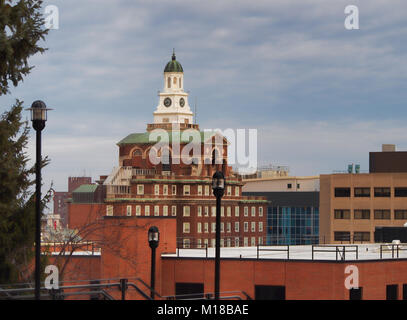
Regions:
[[382, 144, 396, 152]]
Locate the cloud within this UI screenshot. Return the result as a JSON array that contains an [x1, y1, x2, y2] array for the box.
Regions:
[[1, 0, 406, 204]]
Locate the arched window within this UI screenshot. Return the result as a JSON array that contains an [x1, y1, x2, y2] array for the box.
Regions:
[[133, 149, 142, 157], [168, 77, 171, 88], [179, 77, 182, 88], [173, 77, 177, 85]]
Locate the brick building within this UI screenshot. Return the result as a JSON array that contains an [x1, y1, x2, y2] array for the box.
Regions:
[[68, 53, 268, 248], [53, 177, 92, 226]]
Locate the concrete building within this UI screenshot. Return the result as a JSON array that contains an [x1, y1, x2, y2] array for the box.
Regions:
[[320, 145, 407, 244]]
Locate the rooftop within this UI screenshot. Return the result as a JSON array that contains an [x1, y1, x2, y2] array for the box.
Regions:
[[162, 243, 407, 262]]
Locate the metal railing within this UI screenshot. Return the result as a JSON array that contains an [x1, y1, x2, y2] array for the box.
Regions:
[[0, 277, 252, 300]]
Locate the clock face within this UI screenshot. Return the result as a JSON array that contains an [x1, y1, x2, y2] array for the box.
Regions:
[[179, 98, 185, 107], [164, 97, 172, 107]]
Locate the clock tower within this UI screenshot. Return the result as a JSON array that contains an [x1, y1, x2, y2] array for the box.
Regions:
[[152, 51, 194, 126]]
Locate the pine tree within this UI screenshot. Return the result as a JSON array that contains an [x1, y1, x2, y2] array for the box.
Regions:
[[0, 0, 48, 95], [0, 0, 49, 284]]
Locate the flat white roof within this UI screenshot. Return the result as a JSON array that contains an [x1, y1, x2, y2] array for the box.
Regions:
[[162, 244, 407, 261]]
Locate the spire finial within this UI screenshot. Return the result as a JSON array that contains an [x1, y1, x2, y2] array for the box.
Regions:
[[172, 48, 176, 61]]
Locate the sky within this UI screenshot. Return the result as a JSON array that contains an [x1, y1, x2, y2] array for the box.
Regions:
[[1, 0, 407, 201]]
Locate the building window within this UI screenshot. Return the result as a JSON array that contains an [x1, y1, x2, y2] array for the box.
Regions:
[[244, 207, 249, 217], [251, 207, 256, 217], [211, 223, 216, 233], [211, 239, 216, 247], [198, 185, 202, 196], [334, 209, 350, 219], [251, 222, 256, 232], [244, 237, 249, 246], [374, 187, 391, 197], [259, 222, 263, 232], [354, 187, 370, 197], [183, 185, 190, 195], [204, 185, 209, 196], [211, 206, 216, 217], [226, 238, 231, 247], [127, 205, 132, 216], [154, 184, 160, 195], [145, 205, 150, 216], [183, 239, 190, 249], [353, 232, 370, 242], [183, 223, 190, 234], [374, 209, 391, 220], [171, 205, 177, 216], [197, 206, 202, 217], [227, 206, 231, 217], [335, 188, 351, 197], [232, 207, 238, 217], [334, 231, 351, 242], [163, 205, 168, 216], [244, 222, 249, 232], [221, 223, 224, 233], [172, 185, 177, 195], [258, 237, 263, 245], [204, 206, 209, 217], [395, 210, 407, 220], [259, 207, 263, 217], [251, 237, 256, 246], [235, 186, 239, 196], [137, 185, 144, 195], [135, 205, 142, 216], [354, 209, 370, 219], [227, 186, 232, 196], [287, 183, 292, 189], [204, 239, 209, 247], [386, 285, 398, 300], [235, 222, 239, 232], [154, 206, 159, 216], [395, 188, 407, 197], [297, 184, 300, 189], [204, 223, 209, 233], [163, 185, 168, 195], [221, 206, 224, 217], [197, 222, 202, 233], [183, 206, 190, 217], [197, 239, 202, 248], [226, 222, 231, 233], [106, 205, 113, 216], [235, 237, 240, 247]]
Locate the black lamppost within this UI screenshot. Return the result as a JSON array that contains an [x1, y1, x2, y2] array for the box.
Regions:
[[212, 171, 225, 300], [26, 100, 51, 300], [148, 226, 160, 299]]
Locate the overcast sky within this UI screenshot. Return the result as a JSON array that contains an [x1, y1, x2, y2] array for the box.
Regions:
[[1, 0, 407, 199]]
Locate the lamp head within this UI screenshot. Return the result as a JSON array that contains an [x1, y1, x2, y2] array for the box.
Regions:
[[148, 226, 160, 249]]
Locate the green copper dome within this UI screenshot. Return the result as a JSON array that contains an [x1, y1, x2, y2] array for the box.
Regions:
[[164, 52, 183, 72]]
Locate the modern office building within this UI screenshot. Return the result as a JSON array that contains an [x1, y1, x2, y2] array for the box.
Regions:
[[243, 174, 320, 245], [320, 145, 407, 244]]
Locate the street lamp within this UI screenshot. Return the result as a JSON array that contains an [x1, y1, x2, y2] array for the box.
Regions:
[[26, 100, 52, 300], [212, 171, 225, 300], [148, 226, 160, 299]]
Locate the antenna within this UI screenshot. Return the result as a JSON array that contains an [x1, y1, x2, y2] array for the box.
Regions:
[[194, 97, 197, 124]]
